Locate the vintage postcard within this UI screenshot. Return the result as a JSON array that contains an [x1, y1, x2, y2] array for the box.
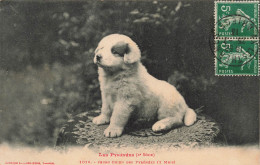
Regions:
[[0, 0, 259, 165]]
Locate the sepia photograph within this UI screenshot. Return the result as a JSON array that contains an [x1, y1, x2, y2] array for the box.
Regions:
[[0, 0, 259, 164]]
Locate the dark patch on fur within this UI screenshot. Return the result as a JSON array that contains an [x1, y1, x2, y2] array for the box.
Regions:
[[111, 41, 129, 57]]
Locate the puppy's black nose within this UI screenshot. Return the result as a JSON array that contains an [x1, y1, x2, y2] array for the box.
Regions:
[[96, 54, 102, 61]]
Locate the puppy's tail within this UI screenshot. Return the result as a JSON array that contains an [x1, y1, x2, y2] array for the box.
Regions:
[[184, 108, 197, 126]]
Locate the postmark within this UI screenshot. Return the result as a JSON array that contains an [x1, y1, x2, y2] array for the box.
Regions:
[[215, 1, 259, 38], [215, 39, 259, 76], [214, 0, 259, 76]]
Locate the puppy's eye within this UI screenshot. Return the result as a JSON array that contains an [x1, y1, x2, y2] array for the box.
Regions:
[[111, 49, 117, 54], [111, 47, 124, 57], [111, 42, 129, 57]]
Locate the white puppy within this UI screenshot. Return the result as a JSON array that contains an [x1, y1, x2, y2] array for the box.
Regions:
[[93, 34, 196, 138]]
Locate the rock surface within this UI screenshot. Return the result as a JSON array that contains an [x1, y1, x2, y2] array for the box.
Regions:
[[56, 110, 223, 150]]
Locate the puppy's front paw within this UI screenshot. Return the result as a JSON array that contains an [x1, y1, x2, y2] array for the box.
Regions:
[[93, 114, 110, 125], [152, 122, 167, 132], [104, 126, 123, 138]]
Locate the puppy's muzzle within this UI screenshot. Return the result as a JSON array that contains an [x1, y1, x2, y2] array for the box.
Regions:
[[96, 54, 102, 62]]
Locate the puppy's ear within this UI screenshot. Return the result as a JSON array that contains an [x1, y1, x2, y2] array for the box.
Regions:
[[123, 42, 141, 64], [111, 41, 129, 57], [111, 40, 141, 64]]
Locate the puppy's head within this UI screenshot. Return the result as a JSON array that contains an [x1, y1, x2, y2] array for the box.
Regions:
[[94, 34, 141, 68]]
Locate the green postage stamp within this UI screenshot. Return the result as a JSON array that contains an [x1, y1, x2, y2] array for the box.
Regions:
[[215, 1, 259, 37], [214, 1, 259, 76], [215, 39, 259, 75]]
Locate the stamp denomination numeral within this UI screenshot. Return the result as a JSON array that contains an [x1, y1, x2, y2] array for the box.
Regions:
[[221, 5, 231, 13]]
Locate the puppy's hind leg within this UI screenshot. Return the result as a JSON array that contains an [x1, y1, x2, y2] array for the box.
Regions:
[[152, 117, 183, 132], [184, 108, 197, 126]]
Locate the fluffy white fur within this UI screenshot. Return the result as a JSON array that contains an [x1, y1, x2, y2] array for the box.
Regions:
[[93, 34, 196, 138]]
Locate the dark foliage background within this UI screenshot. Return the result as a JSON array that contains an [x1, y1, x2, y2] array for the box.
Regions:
[[0, 0, 258, 146]]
